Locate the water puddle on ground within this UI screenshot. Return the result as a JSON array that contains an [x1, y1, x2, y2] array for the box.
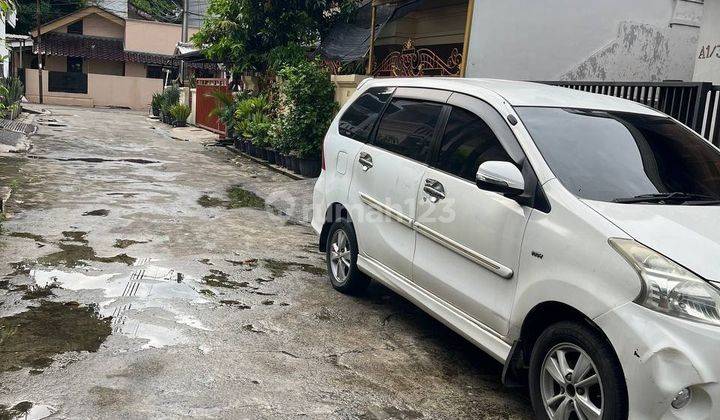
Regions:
[[0, 301, 111, 373], [27, 156, 160, 165], [24, 263, 211, 351], [0, 402, 56, 420]]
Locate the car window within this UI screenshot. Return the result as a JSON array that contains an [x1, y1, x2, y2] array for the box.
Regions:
[[517, 107, 720, 202], [436, 106, 512, 182], [338, 87, 394, 142], [374, 98, 444, 162]]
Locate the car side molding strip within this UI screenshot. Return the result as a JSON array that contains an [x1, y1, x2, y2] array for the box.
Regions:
[[414, 221, 514, 279], [359, 192, 514, 279], [359, 192, 414, 227]]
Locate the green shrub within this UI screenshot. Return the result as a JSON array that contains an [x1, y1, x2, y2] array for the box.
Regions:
[[170, 104, 191, 125], [160, 86, 180, 123], [151, 92, 164, 116], [273, 60, 337, 158], [210, 90, 249, 138], [0, 77, 24, 119], [1, 78, 23, 106], [234, 95, 273, 146]]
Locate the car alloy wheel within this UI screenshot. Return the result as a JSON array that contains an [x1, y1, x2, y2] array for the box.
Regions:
[[329, 229, 351, 284], [540, 343, 604, 420]]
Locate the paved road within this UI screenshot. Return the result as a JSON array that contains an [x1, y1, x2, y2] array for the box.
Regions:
[[0, 106, 532, 419]]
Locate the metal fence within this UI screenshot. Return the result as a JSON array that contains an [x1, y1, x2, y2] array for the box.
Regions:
[[543, 81, 720, 146]]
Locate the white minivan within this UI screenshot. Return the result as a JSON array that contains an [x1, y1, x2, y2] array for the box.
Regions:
[[311, 78, 720, 419]]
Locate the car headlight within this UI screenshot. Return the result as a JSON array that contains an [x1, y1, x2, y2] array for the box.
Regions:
[[610, 238, 720, 327]]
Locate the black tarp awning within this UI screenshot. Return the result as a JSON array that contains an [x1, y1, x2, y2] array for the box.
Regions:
[[319, 0, 425, 62]]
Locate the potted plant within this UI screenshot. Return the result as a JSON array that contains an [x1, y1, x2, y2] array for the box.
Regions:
[[274, 60, 337, 177], [151, 92, 164, 117], [161, 86, 181, 125], [170, 104, 191, 127]]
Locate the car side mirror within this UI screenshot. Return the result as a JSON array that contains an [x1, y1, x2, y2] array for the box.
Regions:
[[476, 161, 525, 197]]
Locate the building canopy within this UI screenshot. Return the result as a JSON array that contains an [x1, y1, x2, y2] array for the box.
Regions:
[[318, 0, 425, 62]]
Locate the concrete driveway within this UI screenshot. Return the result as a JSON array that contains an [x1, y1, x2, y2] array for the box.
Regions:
[[0, 106, 532, 419]]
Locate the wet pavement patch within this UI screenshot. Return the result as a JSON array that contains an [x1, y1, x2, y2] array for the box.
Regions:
[[242, 324, 264, 333], [107, 192, 139, 198], [38, 243, 136, 268], [82, 209, 110, 217], [113, 239, 148, 249], [201, 270, 253, 289], [28, 156, 160, 165], [61, 231, 88, 244], [226, 186, 265, 209], [0, 402, 56, 419], [197, 186, 265, 209], [197, 195, 226, 208], [220, 300, 251, 309], [6, 261, 32, 277], [0, 301, 111, 372], [262, 259, 326, 278], [6, 232, 46, 243], [21, 284, 57, 300]]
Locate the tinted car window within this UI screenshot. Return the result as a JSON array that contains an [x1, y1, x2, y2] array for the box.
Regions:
[[517, 107, 720, 202], [374, 99, 443, 162], [436, 107, 512, 182], [338, 87, 394, 142]]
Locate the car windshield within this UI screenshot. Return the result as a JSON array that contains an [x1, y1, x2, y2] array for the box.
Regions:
[[516, 107, 720, 204]]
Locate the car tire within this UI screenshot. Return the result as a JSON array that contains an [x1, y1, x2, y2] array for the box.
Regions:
[[325, 219, 370, 295], [529, 321, 628, 420]]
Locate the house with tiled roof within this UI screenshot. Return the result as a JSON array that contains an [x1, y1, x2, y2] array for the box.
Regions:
[[19, 6, 201, 110]]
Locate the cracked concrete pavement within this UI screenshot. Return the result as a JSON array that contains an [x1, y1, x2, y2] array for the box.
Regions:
[[0, 105, 532, 419]]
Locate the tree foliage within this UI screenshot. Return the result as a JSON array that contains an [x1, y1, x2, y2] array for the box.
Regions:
[[10, 0, 85, 35], [192, 0, 359, 73]]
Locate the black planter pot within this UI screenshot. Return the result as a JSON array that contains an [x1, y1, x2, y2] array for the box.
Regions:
[[175, 121, 187, 128], [243, 140, 251, 153], [248, 144, 256, 157], [290, 156, 301, 173], [298, 157, 321, 178], [266, 150, 277, 165], [279, 153, 286, 168], [233, 138, 242, 150], [257, 147, 267, 160]]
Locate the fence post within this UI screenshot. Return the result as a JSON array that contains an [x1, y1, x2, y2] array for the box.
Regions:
[[690, 82, 712, 133]]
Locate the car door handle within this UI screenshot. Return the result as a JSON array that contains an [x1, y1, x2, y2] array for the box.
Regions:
[[423, 178, 446, 202], [359, 152, 373, 171]]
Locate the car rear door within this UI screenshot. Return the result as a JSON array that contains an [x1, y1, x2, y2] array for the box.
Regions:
[[348, 88, 450, 280], [412, 93, 534, 336]]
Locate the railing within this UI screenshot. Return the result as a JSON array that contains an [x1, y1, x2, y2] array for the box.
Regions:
[[543, 81, 720, 146], [48, 71, 88, 94]]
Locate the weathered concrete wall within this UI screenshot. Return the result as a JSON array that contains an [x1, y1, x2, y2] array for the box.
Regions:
[[125, 20, 199, 55], [25, 69, 163, 110], [694, 0, 720, 83], [561, 21, 699, 82], [466, 0, 703, 81], [331, 74, 369, 107]]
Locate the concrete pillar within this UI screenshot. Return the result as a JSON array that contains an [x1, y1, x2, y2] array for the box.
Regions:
[[693, 0, 720, 84]]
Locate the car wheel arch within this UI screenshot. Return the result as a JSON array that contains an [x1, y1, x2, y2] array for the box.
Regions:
[[502, 300, 624, 387], [319, 202, 352, 252]]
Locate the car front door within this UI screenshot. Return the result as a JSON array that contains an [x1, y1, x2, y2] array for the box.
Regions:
[[348, 88, 450, 280], [412, 93, 534, 336]]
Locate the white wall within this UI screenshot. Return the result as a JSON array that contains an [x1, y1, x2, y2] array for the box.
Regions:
[[693, 0, 720, 83], [466, 0, 703, 81]]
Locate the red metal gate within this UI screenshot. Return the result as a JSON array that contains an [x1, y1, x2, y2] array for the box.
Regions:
[[196, 78, 229, 135]]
